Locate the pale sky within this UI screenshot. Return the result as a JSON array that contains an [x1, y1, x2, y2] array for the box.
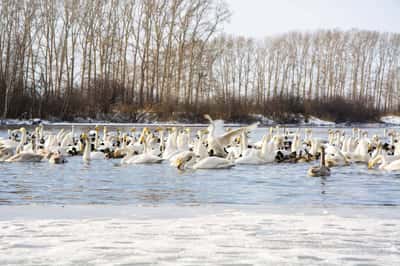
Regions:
[[224, 0, 400, 37]]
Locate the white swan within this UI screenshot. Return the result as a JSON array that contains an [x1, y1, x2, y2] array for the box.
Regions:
[[173, 151, 234, 170], [368, 149, 400, 171], [177, 128, 190, 151], [325, 144, 350, 167], [82, 135, 104, 162], [350, 137, 370, 163], [2, 127, 43, 162], [235, 131, 268, 165], [260, 136, 277, 163], [204, 114, 259, 157], [162, 128, 179, 159], [123, 152, 163, 164], [193, 156, 235, 169], [0, 128, 24, 160], [6, 152, 43, 162], [0, 146, 15, 161], [383, 159, 400, 171], [122, 132, 163, 164]]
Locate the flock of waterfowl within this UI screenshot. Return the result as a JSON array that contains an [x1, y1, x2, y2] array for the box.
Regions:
[[1, 115, 400, 177]]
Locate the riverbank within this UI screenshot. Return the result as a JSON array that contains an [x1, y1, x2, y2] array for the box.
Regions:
[[1, 114, 400, 127]]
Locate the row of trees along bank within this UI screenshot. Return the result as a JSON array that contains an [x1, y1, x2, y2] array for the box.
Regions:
[[0, 0, 399, 122]]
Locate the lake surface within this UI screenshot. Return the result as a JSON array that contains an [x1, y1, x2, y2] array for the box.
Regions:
[[1, 126, 400, 207], [1, 125, 400, 265]]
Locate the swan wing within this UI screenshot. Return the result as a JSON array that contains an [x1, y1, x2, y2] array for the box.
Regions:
[[386, 159, 400, 171], [90, 152, 105, 160], [204, 115, 225, 138], [6, 152, 43, 162], [236, 149, 266, 165], [217, 122, 259, 147], [127, 153, 163, 164], [193, 157, 234, 169], [169, 151, 192, 163]]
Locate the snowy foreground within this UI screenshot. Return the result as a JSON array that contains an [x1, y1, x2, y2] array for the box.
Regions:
[[1, 205, 399, 265]]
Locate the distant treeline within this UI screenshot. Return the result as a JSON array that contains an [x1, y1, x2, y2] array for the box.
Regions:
[[0, 0, 399, 122]]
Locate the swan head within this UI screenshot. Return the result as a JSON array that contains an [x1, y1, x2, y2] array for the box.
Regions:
[[173, 152, 195, 170], [196, 129, 206, 139], [81, 133, 88, 142], [273, 135, 284, 148], [234, 136, 241, 144], [167, 127, 175, 134], [175, 158, 184, 170], [368, 155, 383, 169], [367, 160, 374, 169], [200, 128, 209, 134], [147, 134, 158, 145]]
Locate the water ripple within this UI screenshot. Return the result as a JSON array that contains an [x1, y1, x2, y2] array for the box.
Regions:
[[1, 127, 400, 206]]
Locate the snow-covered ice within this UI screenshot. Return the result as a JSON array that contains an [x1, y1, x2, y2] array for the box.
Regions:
[[0, 205, 399, 265], [302, 116, 336, 126], [250, 113, 275, 125], [0, 118, 50, 126], [381, 115, 400, 125]]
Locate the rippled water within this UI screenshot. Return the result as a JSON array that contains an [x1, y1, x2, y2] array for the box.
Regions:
[[1, 126, 400, 207]]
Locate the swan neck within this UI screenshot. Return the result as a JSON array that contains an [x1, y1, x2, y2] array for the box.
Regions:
[[209, 124, 215, 137], [83, 140, 90, 160], [241, 131, 248, 153], [321, 148, 326, 167], [95, 131, 99, 149], [18, 130, 27, 152], [145, 142, 150, 153]]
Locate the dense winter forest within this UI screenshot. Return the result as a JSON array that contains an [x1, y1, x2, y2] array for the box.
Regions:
[[0, 0, 399, 122]]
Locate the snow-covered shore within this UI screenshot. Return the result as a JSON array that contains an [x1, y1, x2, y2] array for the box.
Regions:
[[0, 205, 399, 265], [381, 115, 400, 125], [2, 114, 400, 127]]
